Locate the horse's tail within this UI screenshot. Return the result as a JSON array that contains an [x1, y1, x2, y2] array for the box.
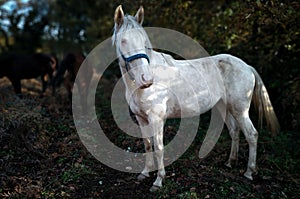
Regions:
[[251, 67, 280, 135]]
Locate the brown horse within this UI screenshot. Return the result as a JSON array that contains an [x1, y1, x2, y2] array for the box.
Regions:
[[0, 53, 56, 96], [53, 52, 93, 112]]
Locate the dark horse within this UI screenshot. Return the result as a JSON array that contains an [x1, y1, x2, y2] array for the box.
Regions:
[[0, 53, 55, 96], [53, 52, 92, 112]]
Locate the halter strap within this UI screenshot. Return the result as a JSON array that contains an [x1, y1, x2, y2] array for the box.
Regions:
[[121, 53, 150, 64]]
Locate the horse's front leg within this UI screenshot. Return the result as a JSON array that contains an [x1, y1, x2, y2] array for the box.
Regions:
[[148, 105, 166, 192], [135, 117, 154, 180], [10, 78, 22, 97], [138, 137, 154, 180]]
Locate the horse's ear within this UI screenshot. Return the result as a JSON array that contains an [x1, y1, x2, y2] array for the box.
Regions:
[[135, 6, 144, 25], [114, 5, 124, 28]]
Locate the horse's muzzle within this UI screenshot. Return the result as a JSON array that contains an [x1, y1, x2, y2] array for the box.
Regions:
[[139, 73, 153, 89]]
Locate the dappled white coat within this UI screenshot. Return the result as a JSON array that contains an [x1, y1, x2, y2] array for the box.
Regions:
[[113, 5, 279, 191]]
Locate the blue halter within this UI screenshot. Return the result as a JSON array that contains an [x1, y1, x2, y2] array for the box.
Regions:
[[121, 53, 150, 73]]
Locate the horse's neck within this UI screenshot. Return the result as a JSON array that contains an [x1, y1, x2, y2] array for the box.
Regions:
[[120, 50, 176, 102], [151, 51, 178, 68]]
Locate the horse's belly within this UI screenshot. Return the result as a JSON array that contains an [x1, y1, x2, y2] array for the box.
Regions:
[[166, 87, 213, 118], [12, 66, 44, 79]]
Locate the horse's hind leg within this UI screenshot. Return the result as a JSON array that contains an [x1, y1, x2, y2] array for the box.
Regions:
[[236, 114, 258, 180], [225, 112, 240, 168]]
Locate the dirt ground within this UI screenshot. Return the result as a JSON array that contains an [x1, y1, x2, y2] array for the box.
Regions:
[[0, 77, 299, 198]]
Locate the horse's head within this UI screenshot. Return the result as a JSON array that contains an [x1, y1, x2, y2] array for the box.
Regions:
[[113, 5, 153, 89]]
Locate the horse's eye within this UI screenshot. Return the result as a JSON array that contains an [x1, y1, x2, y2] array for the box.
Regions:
[[121, 39, 127, 45]]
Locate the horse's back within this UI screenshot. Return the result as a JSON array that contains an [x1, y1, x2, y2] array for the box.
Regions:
[[11, 53, 52, 78]]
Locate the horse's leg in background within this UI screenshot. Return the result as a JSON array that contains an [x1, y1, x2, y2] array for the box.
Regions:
[[41, 70, 53, 94], [64, 78, 73, 112], [225, 112, 240, 168], [52, 61, 67, 96], [46, 67, 54, 94], [77, 77, 89, 113], [41, 75, 47, 93], [148, 104, 166, 191], [10, 78, 22, 97], [77, 61, 93, 113], [64, 75, 73, 102]]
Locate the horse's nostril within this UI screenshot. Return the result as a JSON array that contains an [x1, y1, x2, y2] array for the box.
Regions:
[[140, 83, 153, 89]]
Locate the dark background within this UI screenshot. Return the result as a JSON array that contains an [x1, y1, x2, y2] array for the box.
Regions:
[[0, 0, 299, 198]]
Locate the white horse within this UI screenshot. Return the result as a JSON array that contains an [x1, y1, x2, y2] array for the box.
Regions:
[[113, 5, 279, 191]]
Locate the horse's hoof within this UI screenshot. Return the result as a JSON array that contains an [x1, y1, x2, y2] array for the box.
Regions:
[[244, 172, 253, 180], [225, 162, 232, 168], [149, 185, 161, 192], [137, 174, 148, 181]]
